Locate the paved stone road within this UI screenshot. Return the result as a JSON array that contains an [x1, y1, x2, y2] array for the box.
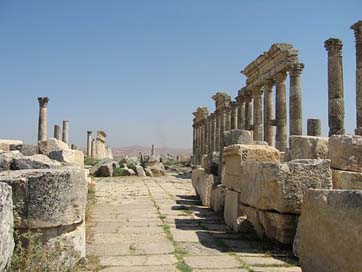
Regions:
[[87, 175, 301, 272]]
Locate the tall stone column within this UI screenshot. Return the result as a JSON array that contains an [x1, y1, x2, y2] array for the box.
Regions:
[[325, 38, 345, 136], [275, 72, 287, 152], [245, 92, 253, 130], [218, 108, 225, 181], [307, 119, 321, 136], [230, 102, 238, 130], [91, 139, 96, 159], [62, 120, 69, 145], [192, 121, 196, 164], [211, 113, 216, 152], [37, 97, 49, 142], [237, 94, 245, 130], [351, 21, 362, 135], [215, 111, 220, 152], [54, 125, 61, 140], [253, 87, 263, 141], [225, 107, 231, 131], [263, 80, 274, 146], [289, 63, 304, 136], [87, 131, 92, 157]]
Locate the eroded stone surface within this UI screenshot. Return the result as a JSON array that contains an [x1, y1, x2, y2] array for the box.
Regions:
[[289, 135, 328, 160], [332, 169, 362, 189], [0, 168, 87, 228], [0, 182, 14, 272], [49, 149, 84, 167], [38, 138, 70, 155], [295, 189, 362, 272]]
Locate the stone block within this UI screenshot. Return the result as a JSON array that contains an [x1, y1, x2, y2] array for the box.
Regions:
[[136, 165, 146, 177], [0, 183, 14, 272], [192, 168, 214, 207], [295, 189, 362, 272], [0, 139, 23, 152], [49, 149, 84, 167], [0, 168, 87, 228], [38, 138, 70, 155], [90, 158, 117, 177], [241, 204, 298, 244], [224, 189, 242, 232], [224, 129, 253, 146], [329, 134, 362, 171], [0, 151, 23, 172], [210, 184, 226, 213], [223, 144, 280, 190], [289, 135, 328, 160], [236, 159, 332, 214], [11, 154, 61, 170], [332, 169, 362, 189]]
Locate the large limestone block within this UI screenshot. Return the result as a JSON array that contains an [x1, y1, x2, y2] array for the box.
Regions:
[[329, 134, 362, 171], [0, 168, 87, 228], [90, 159, 118, 177], [295, 190, 362, 272], [38, 138, 70, 155], [49, 149, 84, 167], [224, 129, 253, 146], [211, 184, 226, 213], [289, 136, 328, 160], [0, 183, 14, 272], [237, 159, 332, 214], [136, 165, 146, 177], [0, 151, 23, 172], [223, 144, 280, 190], [192, 167, 205, 190], [11, 154, 61, 170], [224, 189, 242, 232], [332, 169, 362, 190], [0, 139, 23, 152], [192, 168, 214, 206], [241, 204, 298, 244]]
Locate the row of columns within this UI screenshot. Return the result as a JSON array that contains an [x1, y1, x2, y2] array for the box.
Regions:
[[37, 97, 70, 145]]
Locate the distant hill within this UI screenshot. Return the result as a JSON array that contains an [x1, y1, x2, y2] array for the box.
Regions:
[[112, 145, 192, 158]]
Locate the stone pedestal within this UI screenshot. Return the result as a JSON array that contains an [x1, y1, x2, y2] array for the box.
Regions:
[[263, 80, 274, 146], [351, 21, 362, 135], [37, 97, 49, 142], [325, 38, 345, 136], [275, 72, 287, 151], [289, 63, 304, 136], [62, 120, 69, 145], [307, 119, 321, 136]]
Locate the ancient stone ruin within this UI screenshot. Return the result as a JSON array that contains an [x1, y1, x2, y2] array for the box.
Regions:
[[192, 21, 362, 272]]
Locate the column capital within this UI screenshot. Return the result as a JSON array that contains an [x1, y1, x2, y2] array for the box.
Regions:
[[351, 21, 362, 42], [288, 63, 304, 77], [38, 97, 49, 107], [263, 79, 274, 90], [253, 86, 263, 96], [275, 71, 287, 83], [87, 130, 92, 135], [324, 38, 343, 55]]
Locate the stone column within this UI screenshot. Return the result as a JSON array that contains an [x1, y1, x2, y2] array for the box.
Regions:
[[62, 120, 69, 145], [237, 95, 245, 130], [151, 144, 155, 156], [215, 111, 220, 152], [307, 119, 321, 136], [91, 139, 96, 159], [253, 87, 263, 141], [192, 121, 196, 164], [289, 63, 304, 136], [325, 38, 345, 136], [275, 71, 287, 152], [351, 21, 362, 135], [263, 80, 274, 146], [245, 92, 253, 130], [54, 125, 61, 140], [218, 108, 225, 181], [87, 131, 92, 157], [230, 102, 238, 130], [211, 113, 216, 153], [225, 107, 231, 131], [37, 97, 49, 142]]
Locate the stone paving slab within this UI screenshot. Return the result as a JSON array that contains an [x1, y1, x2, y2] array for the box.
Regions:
[[86, 177, 301, 272]]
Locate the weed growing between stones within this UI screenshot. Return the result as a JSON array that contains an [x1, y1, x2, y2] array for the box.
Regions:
[[83, 157, 100, 166]]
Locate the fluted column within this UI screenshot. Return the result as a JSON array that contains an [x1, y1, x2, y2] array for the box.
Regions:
[[54, 125, 61, 140], [37, 97, 49, 142], [253, 87, 263, 141], [225, 107, 231, 131], [230, 102, 238, 130], [289, 63, 304, 136], [218, 108, 225, 179], [325, 38, 345, 136], [245, 92, 253, 130], [87, 131, 92, 157], [62, 120, 69, 145], [275, 72, 287, 152], [211, 113, 216, 152], [215, 111, 220, 152], [263, 80, 274, 146], [237, 95, 245, 129], [192, 121, 196, 164], [351, 21, 362, 135], [307, 119, 321, 136]]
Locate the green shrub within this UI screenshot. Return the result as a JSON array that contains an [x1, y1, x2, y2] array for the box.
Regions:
[[84, 157, 99, 166], [126, 162, 137, 172], [113, 167, 127, 177]]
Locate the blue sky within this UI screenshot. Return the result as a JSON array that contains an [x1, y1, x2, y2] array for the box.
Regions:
[[0, 0, 361, 148]]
